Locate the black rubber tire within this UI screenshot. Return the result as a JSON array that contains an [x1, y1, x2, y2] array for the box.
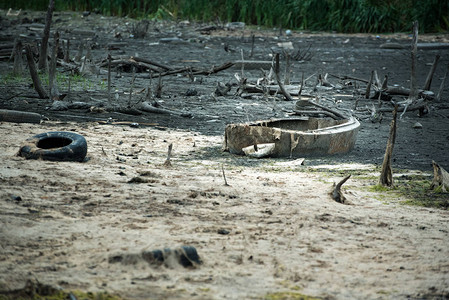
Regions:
[[19, 131, 87, 162], [0, 109, 42, 124]]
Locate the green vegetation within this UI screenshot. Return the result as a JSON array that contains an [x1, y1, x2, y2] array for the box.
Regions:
[[369, 176, 449, 209], [1, 71, 103, 91], [1, 0, 448, 33], [265, 291, 321, 300]]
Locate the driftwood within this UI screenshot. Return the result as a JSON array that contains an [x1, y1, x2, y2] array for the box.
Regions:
[[25, 45, 48, 99], [409, 21, 419, 102], [331, 175, 351, 204], [379, 105, 398, 186], [135, 62, 234, 79], [97, 120, 158, 126], [38, 0, 55, 71], [378, 99, 425, 113], [328, 73, 369, 84], [102, 58, 165, 73], [307, 100, 347, 119], [56, 59, 79, 72], [163, 143, 173, 167], [132, 56, 171, 71], [431, 161, 449, 192], [138, 101, 192, 117], [221, 164, 230, 186], [12, 39, 23, 76], [107, 54, 112, 103], [49, 31, 60, 100], [191, 62, 235, 76], [423, 54, 440, 91], [436, 64, 449, 102], [274, 53, 295, 101]]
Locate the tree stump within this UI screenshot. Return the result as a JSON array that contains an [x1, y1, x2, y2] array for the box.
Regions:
[[431, 161, 449, 192], [379, 106, 398, 186]]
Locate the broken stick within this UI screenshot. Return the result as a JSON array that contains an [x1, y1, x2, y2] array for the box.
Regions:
[[221, 164, 229, 186], [331, 175, 351, 204], [163, 143, 173, 167], [431, 161, 449, 192], [274, 53, 295, 101], [38, 0, 55, 71], [25, 45, 48, 99], [379, 105, 398, 186], [423, 54, 440, 91]]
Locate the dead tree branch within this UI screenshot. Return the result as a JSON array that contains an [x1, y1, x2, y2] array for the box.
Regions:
[[436, 64, 448, 102], [274, 53, 295, 101], [38, 0, 55, 71], [163, 143, 173, 167], [423, 54, 440, 91], [331, 175, 351, 204], [379, 105, 398, 187], [49, 31, 60, 100], [25, 44, 48, 99], [431, 161, 449, 192]]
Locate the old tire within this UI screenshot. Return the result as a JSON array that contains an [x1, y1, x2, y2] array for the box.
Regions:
[[19, 131, 87, 162]]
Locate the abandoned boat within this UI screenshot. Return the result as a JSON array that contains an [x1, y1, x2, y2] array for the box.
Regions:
[[223, 116, 360, 158]]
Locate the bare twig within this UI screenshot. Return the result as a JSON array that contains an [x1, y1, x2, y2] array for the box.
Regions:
[[221, 164, 229, 186]]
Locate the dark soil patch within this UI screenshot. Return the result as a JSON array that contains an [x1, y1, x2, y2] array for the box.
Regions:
[[1, 10, 449, 171]]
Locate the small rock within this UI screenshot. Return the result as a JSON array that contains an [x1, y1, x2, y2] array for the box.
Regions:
[[217, 229, 230, 235], [10, 195, 22, 201], [185, 89, 198, 96], [49, 100, 68, 111], [412, 122, 423, 129]]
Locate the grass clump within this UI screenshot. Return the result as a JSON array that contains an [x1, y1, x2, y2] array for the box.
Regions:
[[369, 176, 449, 209], [265, 291, 321, 300]]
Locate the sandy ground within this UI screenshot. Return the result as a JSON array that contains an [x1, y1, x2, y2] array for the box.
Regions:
[[1, 9, 449, 300], [0, 121, 448, 300]]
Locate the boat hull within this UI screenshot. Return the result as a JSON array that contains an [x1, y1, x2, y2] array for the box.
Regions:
[[223, 117, 360, 157]]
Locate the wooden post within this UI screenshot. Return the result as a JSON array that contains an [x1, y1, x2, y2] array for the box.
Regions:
[[436, 64, 448, 102], [49, 31, 60, 100], [409, 21, 419, 101], [379, 105, 398, 186], [365, 70, 374, 99], [423, 54, 440, 91], [331, 175, 351, 204], [25, 44, 48, 99], [38, 0, 55, 71], [107, 54, 112, 103], [12, 39, 23, 77], [431, 161, 449, 192]]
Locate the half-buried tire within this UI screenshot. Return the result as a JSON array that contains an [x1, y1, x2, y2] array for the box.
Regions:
[[19, 131, 87, 162]]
